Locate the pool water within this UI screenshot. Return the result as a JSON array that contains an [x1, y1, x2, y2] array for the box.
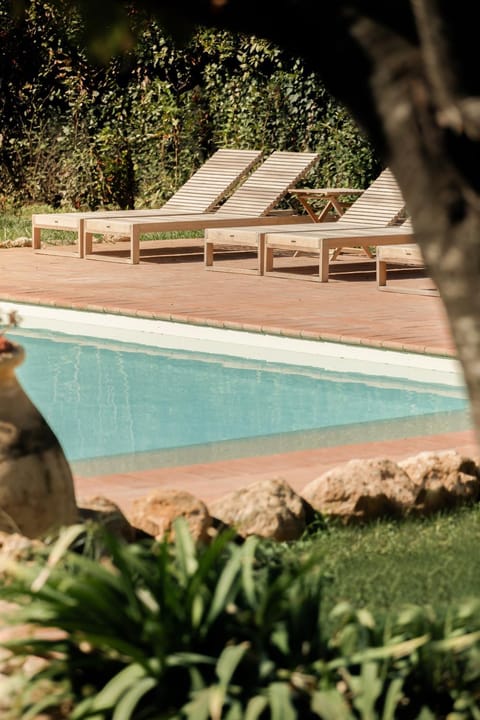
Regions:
[[11, 328, 470, 473]]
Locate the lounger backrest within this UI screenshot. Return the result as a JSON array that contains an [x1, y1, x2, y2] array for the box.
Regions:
[[216, 151, 320, 217], [336, 169, 405, 228], [157, 149, 263, 215]]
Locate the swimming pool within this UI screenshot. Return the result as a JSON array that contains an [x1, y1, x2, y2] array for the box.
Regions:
[[7, 304, 470, 476]]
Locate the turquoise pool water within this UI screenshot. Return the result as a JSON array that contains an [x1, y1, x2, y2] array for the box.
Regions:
[[11, 328, 470, 473]]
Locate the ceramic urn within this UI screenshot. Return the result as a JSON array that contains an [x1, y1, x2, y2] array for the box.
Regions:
[[0, 337, 78, 537]]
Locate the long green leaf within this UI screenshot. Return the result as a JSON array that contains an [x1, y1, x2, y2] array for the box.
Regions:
[[224, 699, 244, 720], [182, 687, 211, 720], [216, 642, 249, 687], [99, 538, 146, 622], [174, 517, 199, 582], [240, 537, 258, 608], [50, 578, 137, 628], [191, 590, 205, 629], [311, 689, 355, 720], [206, 548, 242, 626], [19, 684, 71, 720], [70, 663, 148, 718], [432, 629, 480, 652], [112, 676, 158, 720], [327, 633, 430, 670], [244, 695, 269, 720], [349, 662, 382, 719], [208, 685, 225, 720], [31, 524, 89, 591], [268, 682, 296, 720], [165, 651, 215, 667], [381, 677, 405, 720]]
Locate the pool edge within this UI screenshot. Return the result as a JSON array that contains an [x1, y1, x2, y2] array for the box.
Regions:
[[0, 294, 456, 359]]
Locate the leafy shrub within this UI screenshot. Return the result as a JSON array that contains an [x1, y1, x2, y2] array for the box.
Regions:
[[1, 521, 327, 719], [0, 1, 379, 211], [2, 521, 480, 719]]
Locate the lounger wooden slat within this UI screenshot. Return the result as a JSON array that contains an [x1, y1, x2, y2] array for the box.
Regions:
[[32, 148, 263, 257], [213, 151, 319, 218]]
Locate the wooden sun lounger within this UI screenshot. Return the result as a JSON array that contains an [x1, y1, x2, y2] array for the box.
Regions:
[[204, 169, 405, 276], [32, 148, 263, 257], [81, 151, 320, 263]]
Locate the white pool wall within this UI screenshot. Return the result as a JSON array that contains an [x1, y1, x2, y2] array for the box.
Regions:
[[2, 301, 464, 387]]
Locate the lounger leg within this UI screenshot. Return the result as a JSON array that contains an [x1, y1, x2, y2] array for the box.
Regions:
[[257, 235, 266, 275], [377, 256, 387, 286], [130, 228, 140, 264], [32, 225, 41, 250], [205, 239, 214, 267], [319, 242, 330, 282], [77, 219, 84, 258], [84, 231, 93, 256], [265, 246, 274, 273]]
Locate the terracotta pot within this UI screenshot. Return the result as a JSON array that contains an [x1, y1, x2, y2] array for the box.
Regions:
[[0, 337, 78, 538]]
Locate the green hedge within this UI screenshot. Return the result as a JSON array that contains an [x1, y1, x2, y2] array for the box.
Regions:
[[0, 1, 380, 211]]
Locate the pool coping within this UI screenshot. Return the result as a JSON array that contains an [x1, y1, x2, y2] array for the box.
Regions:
[[3, 299, 463, 386], [0, 293, 456, 358]]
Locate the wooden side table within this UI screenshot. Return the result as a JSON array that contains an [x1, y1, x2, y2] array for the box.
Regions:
[[289, 187, 363, 222], [289, 187, 372, 259]]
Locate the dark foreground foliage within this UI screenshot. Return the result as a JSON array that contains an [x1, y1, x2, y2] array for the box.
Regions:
[[1, 518, 480, 719]]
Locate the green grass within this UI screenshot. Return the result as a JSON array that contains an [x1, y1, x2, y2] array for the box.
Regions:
[[0, 204, 38, 244], [286, 504, 480, 624]]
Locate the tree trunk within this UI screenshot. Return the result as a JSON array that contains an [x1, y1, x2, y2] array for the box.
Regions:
[[347, 7, 480, 445]]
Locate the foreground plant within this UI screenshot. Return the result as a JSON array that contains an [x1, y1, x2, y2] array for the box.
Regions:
[[1, 521, 480, 719], [0, 521, 328, 719]]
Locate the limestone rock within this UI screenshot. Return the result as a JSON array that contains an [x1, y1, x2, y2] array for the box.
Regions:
[[399, 450, 480, 514], [209, 477, 309, 541], [302, 458, 416, 523], [104, 233, 130, 244], [0, 236, 32, 248], [0, 531, 45, 565], [128, 489, 212, 543], [78, 495, 137, 542]]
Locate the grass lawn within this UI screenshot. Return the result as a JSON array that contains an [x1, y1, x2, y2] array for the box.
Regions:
[[0, 204, 36, 243], [285, 504, 480, 625]]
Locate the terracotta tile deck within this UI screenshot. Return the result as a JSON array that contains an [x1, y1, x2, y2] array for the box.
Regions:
[[0, 239, 476, 512]]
